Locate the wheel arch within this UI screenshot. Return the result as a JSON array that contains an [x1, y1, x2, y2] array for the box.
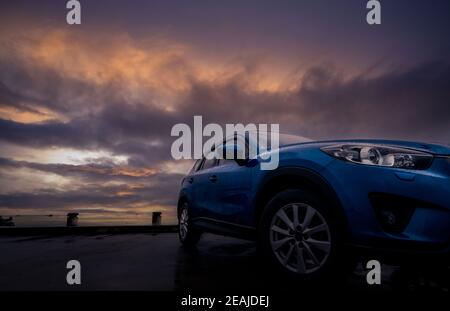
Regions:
[[254, 167, 350, 239], [177, 192, 189, 218]]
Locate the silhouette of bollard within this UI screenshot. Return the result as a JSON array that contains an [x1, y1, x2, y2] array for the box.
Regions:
[[152, 212, 162, 225], [0, 216, 15, 227], [66, 213, 79, 227]]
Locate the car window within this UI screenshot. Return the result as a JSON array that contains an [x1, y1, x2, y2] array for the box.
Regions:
[[201, 158, 217, 170], [190, 159, 202, 173], [218, 159, 237, 167], [223, 136, 248, 159], [225, 136, 246, 146]]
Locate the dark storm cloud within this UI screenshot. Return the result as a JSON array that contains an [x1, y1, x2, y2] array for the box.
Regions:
[[1, 0, 450, 219], [171, 60, 450, 143], [4, 0, 450, 68], [0, 157, 182, 182], [1, 60, 450, 160], [3, 58, 448, 217], [0, 168, 181, 209], [0, 187, 124, 209], [0, 103, 176, 166], [0, 81, 32, 111], [0, 58, 100, 115], [293, 61, 450, 142]]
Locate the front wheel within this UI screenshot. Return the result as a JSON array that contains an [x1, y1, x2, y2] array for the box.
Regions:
[[178, 202, 201, 247], [259, 189, 346, 281]]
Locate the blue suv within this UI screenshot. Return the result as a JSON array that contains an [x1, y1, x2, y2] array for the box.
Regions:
[[177, 133, 450, 279]]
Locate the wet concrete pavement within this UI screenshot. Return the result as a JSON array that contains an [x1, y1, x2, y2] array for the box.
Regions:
[[0, 233, 448, 292]]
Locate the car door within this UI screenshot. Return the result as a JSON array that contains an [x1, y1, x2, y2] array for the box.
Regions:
[[191, 156, 220, 220], [209, 134, 254, 225], [212, 157, 253, 225], [190, 138, 254, 226], [181, 159, 203, 219]]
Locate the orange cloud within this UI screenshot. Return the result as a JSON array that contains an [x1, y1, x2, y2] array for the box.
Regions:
[[0, 104, 66, 124], [59, 164, 158, 177], [2, 28, 300, 111]]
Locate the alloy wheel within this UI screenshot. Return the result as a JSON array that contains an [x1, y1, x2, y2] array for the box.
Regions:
[[179, 205, 189, 240], [269, 203, 331, 274]]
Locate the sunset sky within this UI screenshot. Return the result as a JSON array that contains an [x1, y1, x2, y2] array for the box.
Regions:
[[1, 0, 449, 225]]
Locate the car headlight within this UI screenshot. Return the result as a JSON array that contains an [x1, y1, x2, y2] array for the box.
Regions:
[[321, 144, 433, 170]]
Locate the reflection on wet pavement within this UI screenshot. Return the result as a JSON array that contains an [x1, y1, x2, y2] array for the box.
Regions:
[[0, 233, 448, 292], [175, 235, 449, 293]]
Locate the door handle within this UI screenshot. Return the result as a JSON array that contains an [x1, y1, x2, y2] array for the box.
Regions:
[[209, 175, 218, 183], [188, 177, 194, 183]]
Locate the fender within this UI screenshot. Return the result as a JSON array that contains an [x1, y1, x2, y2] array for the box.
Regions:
[[253, 166, 349, 236]]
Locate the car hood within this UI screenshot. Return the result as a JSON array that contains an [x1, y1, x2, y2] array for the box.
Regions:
[[300, 139, 450, 156]]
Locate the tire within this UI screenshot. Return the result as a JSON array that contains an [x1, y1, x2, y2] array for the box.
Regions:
[[178, 201, 201, 247], [259, 189, 347, 282]]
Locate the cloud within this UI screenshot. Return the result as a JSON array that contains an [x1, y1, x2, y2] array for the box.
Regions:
[[293, 61, 450, 142], [0, 180, 179, 210], [0, 159, 182, 210], [0, 156, 183, 209], [0, 157, 161, 180], [1, 27, 450, 219]]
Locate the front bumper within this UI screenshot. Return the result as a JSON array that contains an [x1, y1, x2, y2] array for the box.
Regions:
[[321, 156, 450, 257]]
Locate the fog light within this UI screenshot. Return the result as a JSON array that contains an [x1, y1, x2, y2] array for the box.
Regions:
[[381, 210, 396, 226], [369, 193, 416, 233]]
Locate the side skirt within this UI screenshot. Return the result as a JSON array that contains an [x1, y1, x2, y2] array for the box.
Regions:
[[192, 217, 257, 240]]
